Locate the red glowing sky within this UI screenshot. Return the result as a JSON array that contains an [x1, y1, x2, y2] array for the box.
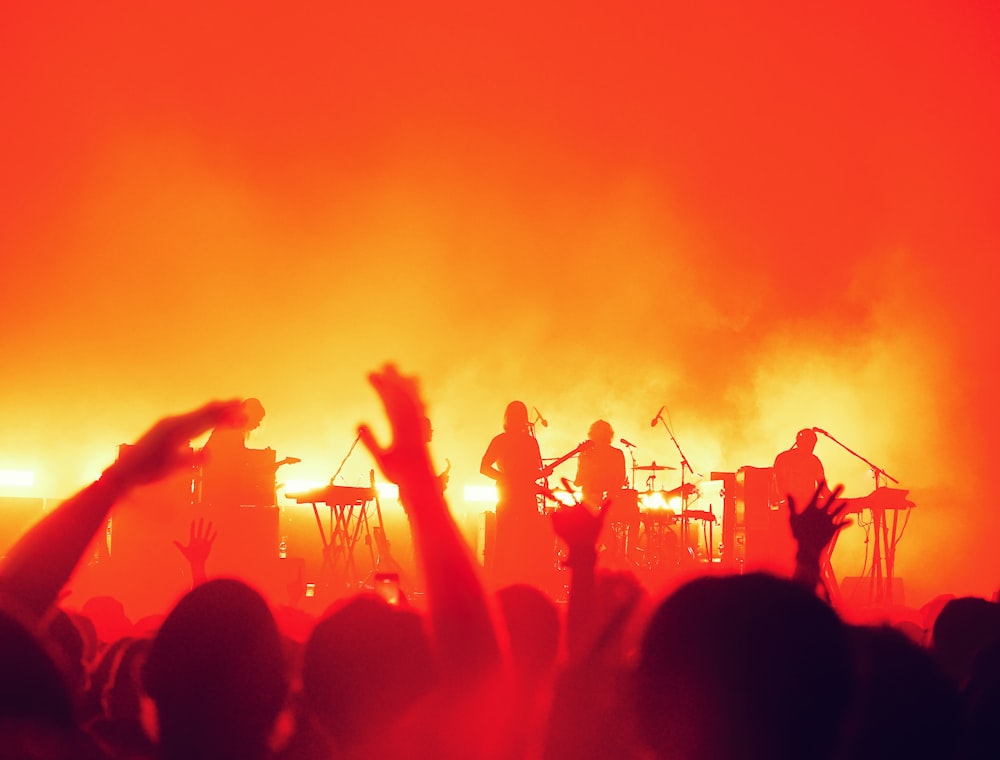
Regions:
[[2, 2, 998, 601]]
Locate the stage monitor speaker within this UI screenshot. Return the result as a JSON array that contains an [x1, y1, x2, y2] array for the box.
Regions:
[[736, 466, 795, 576]]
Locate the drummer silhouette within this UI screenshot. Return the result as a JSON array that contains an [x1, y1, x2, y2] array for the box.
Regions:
[[574, 420, 636, 565]]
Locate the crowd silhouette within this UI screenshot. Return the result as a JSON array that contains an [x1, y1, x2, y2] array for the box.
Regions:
[[0, 365, 997, 759]]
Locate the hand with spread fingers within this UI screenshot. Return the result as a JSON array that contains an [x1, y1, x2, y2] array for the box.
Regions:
[[551, 486, 610, 569], [357, 363, 502, 683], [788, 481, 852, 599], [174, 518, 218, 588], [0, 399, 245, 620], [102, 400, 246, 495], [787, 481, 852, 563], [357, 364, 438, 497]]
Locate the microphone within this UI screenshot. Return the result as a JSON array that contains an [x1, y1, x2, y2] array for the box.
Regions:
[[650, 406, 664, 427], [620, 438, 637, 448], [812, 427, 828, 436], [532, 406, 548, 427]]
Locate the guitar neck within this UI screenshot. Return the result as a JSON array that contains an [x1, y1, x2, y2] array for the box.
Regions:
[[544, 441, 593, 475]]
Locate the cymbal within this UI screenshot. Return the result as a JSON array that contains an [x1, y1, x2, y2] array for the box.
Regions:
[[633, 462, 676, 471]]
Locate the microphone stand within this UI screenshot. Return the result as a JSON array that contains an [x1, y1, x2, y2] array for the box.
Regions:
[[627, 446, 638, 491], [653, 413, 696, 563], [530, 408, 547, 430], [814, 429, 899, 604]]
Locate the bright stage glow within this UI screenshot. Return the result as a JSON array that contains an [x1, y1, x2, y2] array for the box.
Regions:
[[0, 470, 35, 488], [376, 482, 399, 501], [639, 490, 682, 512], [282, 479, 326, 498], [281, 479, 399, 502], [464, 485, 498, 504], [548, 487, 580, 508]]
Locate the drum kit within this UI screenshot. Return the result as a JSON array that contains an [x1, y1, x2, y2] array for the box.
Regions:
[[552, 460, 715, 571], [623, 461, 712, 569], [541, 456, 716, 572]]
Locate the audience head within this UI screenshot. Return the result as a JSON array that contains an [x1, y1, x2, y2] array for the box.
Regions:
[[300, 594, 438, 751], [142, 578, 287, 760], [81, 595, 133, 649], [0, 608, 74, 727], [0, 608, 96, 757], [842, 623, 962, 760], [931, 595, 1000, 687], [496, 583, 561, 687], [635, 572, 852, 760]]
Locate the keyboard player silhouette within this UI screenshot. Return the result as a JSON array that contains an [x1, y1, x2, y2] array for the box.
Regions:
[[200, 398, 276, 510], [199, 398, 301, 577]]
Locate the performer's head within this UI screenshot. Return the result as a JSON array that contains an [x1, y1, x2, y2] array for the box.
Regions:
[[241, 398, 266, 432], [503, 401, 530, 434], [588, 419, 614, 446], [795, 428, 817, 452]]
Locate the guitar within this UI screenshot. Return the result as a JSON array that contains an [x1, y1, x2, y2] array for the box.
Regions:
[[534, 441, 596, 511], [541, 440, 595, 479]]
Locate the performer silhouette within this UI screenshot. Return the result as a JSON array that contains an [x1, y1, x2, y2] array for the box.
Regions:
[[480, 401, 550, 586], [574, 420, 627, 507], [200, 398, 274, 510], [574, 420, 635, 564], [772, 428, 831, 509], [769, 428, 833, 578]]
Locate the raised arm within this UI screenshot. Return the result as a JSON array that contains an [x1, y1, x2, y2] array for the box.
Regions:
[[358, 364, 502, 682], [788, 481, 851, 600], [173, 518, 218, 588], [0, 400, 243, 622], [550, 497, 606, 664]]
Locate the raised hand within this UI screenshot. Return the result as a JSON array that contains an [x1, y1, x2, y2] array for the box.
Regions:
[[173, 518, 218, 564], [102, 400, 245, 494], [0, 399, 244, 619], [787, 481, 852, 563], [357, 364, 437, 492], [358, 364, 502, 681], [173, 518, 217, 588], [550, 480, 610, 568]]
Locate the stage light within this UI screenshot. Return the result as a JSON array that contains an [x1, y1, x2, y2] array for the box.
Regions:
[[0, 470, 34, 489], [463, 485, 498, 504]]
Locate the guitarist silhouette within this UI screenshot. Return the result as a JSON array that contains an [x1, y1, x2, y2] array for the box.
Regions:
[[480, 401, 561, 587]]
